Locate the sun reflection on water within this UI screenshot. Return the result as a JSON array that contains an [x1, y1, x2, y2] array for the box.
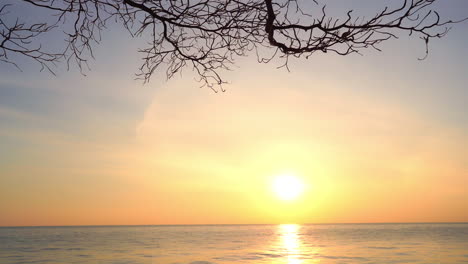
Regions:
[[279, 224, 303, 264]]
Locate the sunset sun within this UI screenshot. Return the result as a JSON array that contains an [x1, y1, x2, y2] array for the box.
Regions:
[[273, 174, 304, 201]]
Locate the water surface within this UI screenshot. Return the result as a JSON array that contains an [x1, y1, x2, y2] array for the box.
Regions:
[[1, 223, 467, 263]]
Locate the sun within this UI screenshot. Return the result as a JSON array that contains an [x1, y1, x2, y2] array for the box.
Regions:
[[273, 174, 304, 201]]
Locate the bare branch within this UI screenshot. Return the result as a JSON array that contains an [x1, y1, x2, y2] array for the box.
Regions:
[[0, 0, 466, 91]]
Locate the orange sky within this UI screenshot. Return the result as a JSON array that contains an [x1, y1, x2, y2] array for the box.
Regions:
[[1, 60, 467, 225], [0, 2, 467, 226]]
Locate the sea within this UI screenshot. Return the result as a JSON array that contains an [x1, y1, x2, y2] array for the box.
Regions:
[[1, 223, 467, 264]]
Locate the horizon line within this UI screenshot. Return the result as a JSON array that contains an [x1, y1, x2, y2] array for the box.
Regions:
[[1, 221, 467, 228]]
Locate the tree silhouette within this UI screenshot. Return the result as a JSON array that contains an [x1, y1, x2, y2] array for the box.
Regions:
[[1, 0, 466, 91]]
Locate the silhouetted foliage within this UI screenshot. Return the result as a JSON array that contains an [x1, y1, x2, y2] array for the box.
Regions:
[[1, 0, 466, 91]]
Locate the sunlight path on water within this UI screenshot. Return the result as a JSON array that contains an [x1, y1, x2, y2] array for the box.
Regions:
[[277, 224, 321, 264], [279, 224, 303, 264]]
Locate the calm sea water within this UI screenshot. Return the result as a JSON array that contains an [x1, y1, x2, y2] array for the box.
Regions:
[[1, 223, 467, 264]]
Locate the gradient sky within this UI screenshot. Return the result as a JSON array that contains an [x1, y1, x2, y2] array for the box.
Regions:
[[0, 1, 467, 226]]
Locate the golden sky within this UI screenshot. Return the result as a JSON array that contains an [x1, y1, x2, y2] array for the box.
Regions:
[[0, 2, 467, 226]]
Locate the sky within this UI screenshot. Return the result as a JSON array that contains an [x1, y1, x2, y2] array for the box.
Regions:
[[0, 1, 467, 226]]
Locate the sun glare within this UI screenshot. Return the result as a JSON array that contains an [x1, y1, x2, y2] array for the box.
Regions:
[[273, 174, 304, 201]]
